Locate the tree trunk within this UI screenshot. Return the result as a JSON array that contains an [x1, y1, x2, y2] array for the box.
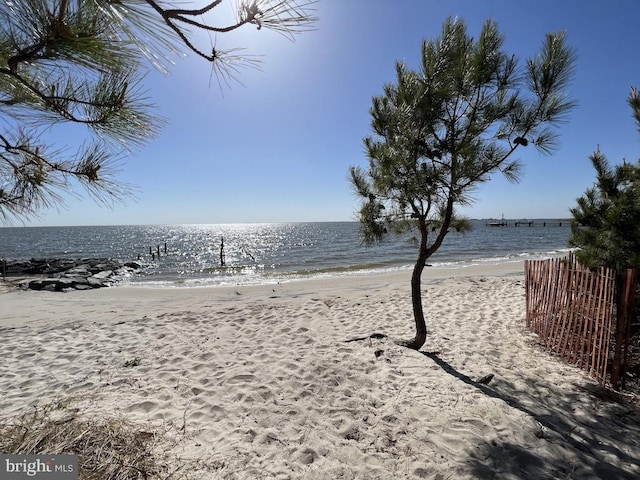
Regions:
[[404, 225, 430, 350]]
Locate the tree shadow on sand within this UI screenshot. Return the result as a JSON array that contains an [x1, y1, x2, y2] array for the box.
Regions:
[[422, 352, 640, 479]]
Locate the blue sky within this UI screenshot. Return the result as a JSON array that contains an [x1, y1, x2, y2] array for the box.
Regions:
[[21, 0, 640, 226]]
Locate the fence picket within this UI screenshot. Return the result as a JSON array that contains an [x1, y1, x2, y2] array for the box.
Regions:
[[554, 259, 573, 356], [567, 264, 585, 365]]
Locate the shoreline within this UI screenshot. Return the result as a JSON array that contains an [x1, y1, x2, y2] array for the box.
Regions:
[[2, 260, 639, 478], [0, 262, 524, 330], [114, 257, 533, 290]]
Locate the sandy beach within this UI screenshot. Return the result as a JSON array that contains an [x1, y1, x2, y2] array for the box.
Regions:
[[1, 262, 639, 479]]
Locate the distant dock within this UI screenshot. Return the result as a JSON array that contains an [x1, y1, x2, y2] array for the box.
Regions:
[[485, 220, 566, 227]]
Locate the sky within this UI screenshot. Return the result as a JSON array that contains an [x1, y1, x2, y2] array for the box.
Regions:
[[15, 0, 640, 226]]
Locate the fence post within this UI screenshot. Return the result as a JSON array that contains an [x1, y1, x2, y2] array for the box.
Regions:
[[610, 269, 638, 390], [622, 269, 638, 389]]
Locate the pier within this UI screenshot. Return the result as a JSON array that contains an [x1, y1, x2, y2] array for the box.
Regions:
[[485, 220, 566, 227]]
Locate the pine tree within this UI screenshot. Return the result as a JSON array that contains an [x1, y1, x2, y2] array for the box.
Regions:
[[350, 18, 576, 350], [569, 153, 640, 272], [569, 88, 640, 272], [569, 89, 640, 387], [0, 1, 316, 220]]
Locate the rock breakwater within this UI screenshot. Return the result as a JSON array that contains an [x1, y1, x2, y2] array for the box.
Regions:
[[2, 258, 142, 291]]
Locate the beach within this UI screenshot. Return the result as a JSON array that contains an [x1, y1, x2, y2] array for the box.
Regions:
[[1, 262, 639, 479]]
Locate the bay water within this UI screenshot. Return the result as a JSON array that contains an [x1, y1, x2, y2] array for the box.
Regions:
[[0, 220, 572, 287]]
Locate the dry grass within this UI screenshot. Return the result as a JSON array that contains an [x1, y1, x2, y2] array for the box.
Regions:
[[0, 404, 187, 479]]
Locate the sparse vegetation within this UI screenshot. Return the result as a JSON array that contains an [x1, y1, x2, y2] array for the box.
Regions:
[[124, 357, 142, 368], [0, 405, 179, 479]]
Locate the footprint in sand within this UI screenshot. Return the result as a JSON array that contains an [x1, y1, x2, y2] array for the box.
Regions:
[[127, 400, 158, 414], [225, 374, 257, 385]]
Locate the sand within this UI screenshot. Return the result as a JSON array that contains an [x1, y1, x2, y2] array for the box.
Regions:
[[1, 262, 639, 479]]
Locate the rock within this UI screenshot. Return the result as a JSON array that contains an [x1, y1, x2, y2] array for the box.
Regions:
[[91, 263, 110, 274], [92, 270, 113, 280], [4, 257, 142, 292], [28, 278, 61, 290], [65, 266, 91, 276], [86, 277, 105, 288], [27, 280, 44, 290], [56, 278, 78, 289]]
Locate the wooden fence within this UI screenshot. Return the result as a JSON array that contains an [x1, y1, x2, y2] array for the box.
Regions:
[[525, 255, 637, 389]]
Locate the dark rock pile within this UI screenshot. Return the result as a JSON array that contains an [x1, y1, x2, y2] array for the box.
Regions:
[[2, 258, 143, 291]]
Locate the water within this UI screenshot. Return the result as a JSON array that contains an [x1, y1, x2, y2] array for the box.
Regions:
[[0, 220, 572, 287]]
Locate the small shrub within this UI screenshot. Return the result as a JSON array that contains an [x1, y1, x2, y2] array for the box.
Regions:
[[0, 406, 171, 479]]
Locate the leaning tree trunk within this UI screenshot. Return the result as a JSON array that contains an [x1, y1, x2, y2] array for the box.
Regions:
[[405, 226, 430, 350]]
